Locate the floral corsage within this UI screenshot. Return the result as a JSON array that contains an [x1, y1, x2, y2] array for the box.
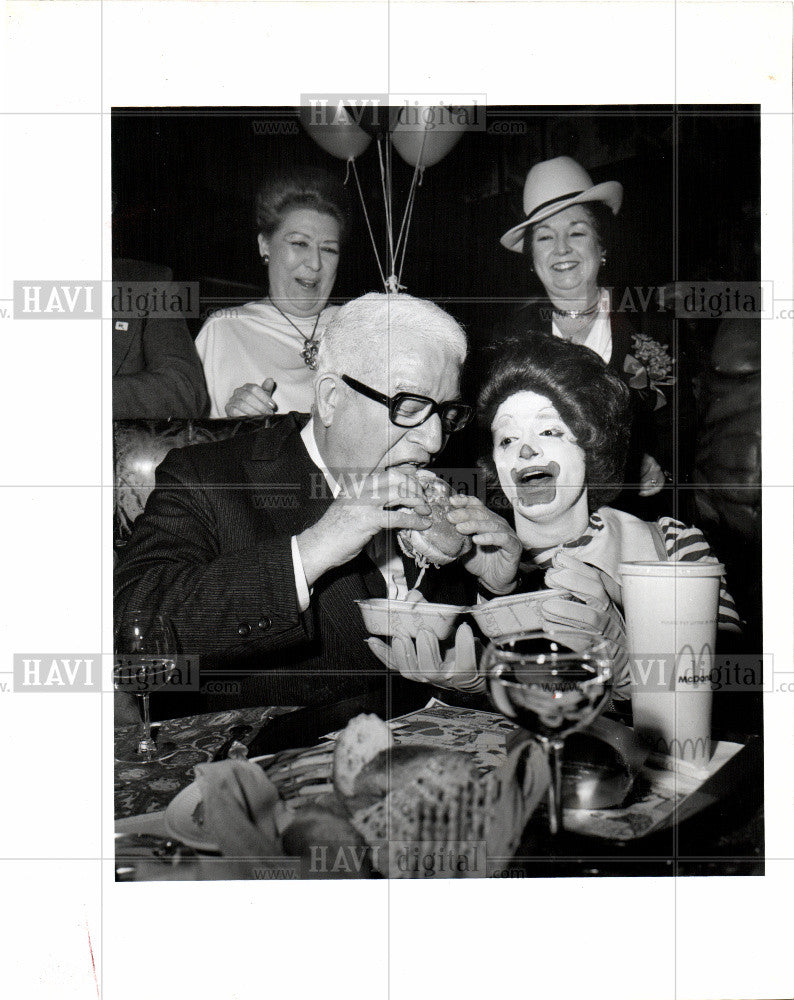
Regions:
[[624, 333, 676, 410]]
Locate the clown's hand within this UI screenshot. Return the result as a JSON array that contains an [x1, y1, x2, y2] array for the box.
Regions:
[[542, 550, 630, 698], [544, 549, 612, 607], [541, 595, 630, 700], [367, 623, 485, 693]]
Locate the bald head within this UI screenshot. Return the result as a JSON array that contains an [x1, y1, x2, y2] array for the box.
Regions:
[[316, 292, 467, 381]]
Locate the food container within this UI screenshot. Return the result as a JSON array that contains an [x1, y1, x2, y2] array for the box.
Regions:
[[469, 589, 565, 639], [355, 598, 467, 640]]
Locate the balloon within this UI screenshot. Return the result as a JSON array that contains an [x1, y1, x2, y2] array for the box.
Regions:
[[390, 105, 470, 168], [298, 105, 372, 160], [350, 104, 401, 140]]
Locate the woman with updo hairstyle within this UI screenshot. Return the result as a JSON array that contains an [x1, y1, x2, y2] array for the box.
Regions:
[[196, 165, 349, 418], [476, 334, 739, 697]]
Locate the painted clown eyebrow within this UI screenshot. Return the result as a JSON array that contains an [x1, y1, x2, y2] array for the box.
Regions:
[[496, 406, 560, 420], [491, 407, 564, 433]]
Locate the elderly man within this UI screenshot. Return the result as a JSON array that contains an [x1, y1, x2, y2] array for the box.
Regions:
[[114, 293, 521, 715]]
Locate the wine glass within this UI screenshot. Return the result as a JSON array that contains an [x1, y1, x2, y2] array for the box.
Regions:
[[114, 613, 179, 763], [482, 629, 614, 835]]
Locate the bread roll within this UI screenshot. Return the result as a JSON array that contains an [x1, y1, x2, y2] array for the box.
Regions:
[[332, 713, 393, 798], [350, 745, 478, 804]]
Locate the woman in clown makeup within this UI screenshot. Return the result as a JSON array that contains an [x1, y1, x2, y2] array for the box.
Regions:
[[369, 333, 739, 697], [473, 333, 740, 697]]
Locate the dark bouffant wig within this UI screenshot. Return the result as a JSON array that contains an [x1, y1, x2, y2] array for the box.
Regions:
[[477, 333, 632, 513], [255, 166, 350, 241]]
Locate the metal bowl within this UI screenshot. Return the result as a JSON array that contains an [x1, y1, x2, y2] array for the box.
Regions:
[[561, 716, 649, 809]]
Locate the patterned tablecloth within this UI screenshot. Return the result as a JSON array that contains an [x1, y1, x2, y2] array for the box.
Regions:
[[324, 700, 522, 773], [324, 699, 753, 841], [117, 699, 759, 849], [114, 707, 296, 818]]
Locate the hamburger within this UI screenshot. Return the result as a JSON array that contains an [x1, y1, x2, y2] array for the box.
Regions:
[[397, 469, 472, 568]]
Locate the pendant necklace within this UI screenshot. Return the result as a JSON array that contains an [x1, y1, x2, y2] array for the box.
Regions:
[[268, 298, 322, 370], [551, 291, 602, 320]]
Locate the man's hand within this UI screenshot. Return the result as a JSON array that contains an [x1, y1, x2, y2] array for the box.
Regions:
[[367, 623, 484, 693], [225, 377, 278, 417], [446, 495, 523, 594], [296, 468, 431, 587]]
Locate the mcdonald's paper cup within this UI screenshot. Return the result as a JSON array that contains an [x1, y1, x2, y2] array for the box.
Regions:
[[619, 561, 723, 767]]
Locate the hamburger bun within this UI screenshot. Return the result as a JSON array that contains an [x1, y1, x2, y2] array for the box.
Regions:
[[397, 470, 472, 568]]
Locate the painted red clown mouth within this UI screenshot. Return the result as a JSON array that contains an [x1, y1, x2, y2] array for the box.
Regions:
[[510, 461, 561, 506]]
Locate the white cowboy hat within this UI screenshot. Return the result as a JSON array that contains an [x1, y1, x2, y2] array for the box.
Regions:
[[500, 156, 623, 253]]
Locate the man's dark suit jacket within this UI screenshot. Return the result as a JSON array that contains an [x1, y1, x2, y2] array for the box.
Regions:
[[114, 414, 471, 713], [113, 258, 209, 418]]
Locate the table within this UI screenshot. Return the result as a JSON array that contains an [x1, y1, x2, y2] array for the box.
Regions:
[[115, 697, 764, 879], [115, 706, 297, 818]]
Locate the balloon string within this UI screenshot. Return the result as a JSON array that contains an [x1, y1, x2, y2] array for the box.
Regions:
[[393, 126, 430, 287], [394, 158, 420, 262], [417, 123, 430, 171], [387, 137, 396, 279], [343, 159, 352, 185], [395, 167, 421, 288], [377, 137, 396, 282], [350, 157, 387, 290]]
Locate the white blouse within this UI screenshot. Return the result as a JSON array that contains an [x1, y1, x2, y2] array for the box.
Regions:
[[551, 286, 613, 364], [195, 300, 339, 418]]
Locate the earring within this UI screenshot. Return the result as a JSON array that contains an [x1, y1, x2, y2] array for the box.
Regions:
[[600, 254, 606, 266], [262, 253, 270, 265]]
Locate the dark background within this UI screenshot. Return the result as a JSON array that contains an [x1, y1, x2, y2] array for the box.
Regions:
[[112, 105, 760, 343]]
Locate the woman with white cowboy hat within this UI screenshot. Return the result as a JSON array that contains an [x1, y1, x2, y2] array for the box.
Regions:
[[496, 155, 667, 499]]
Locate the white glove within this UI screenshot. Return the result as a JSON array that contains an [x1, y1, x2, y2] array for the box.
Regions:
[[367, 623, 485, 693], [541, 596, 630, 698], [543, 550, 630, 699]]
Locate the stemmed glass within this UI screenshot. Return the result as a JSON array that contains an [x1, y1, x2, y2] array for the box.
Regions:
[[482, 629, 614, 835], [114, 613, 179, 763]]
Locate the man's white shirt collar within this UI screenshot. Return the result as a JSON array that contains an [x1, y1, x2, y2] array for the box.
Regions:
[[301, 417, 409, 600], [301, 419, 341, 498]]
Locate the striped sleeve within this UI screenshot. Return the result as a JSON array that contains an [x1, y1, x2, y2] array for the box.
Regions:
[[657, 517, 742, 631]]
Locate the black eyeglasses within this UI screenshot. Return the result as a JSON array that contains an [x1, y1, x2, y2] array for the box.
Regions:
[[341, 375, 473, 434]]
